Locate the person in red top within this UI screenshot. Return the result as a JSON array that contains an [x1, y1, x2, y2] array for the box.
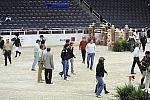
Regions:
[[79, 36, 88, 63]]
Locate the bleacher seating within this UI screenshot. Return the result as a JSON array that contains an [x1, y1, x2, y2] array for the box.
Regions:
[[0, 0, 93, 29], [85, 0, 150, 28]]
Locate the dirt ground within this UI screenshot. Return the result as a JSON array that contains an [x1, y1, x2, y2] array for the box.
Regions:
[[0, 43, 150, 100]]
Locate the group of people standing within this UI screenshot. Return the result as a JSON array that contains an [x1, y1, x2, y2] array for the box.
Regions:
[[128, 31, 147, 52], [1, 33, 149, 98], [80, 37, 109, 97], [0, 34, 22, 66], [130, 42, 150, 91], [79, 36, 96, 70], [31, 35, 54, 84], [128, 31, 150, 92], [31, 35, 109, 97], [59, 39, 75, 80]]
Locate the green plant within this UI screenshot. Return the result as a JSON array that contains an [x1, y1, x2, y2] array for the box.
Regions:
[[120, 40, 128, 51], [113, 40, 123, 52], [116, 84, 150, 100], [112, 40, 130, 52], [116, 85, 135, 100], [126, 42, 131, 51], [130, 88, 150, 100], [139, 84, 145, 89]]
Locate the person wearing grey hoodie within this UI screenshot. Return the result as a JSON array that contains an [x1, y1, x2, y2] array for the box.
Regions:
[[43, 48, 54, 84]]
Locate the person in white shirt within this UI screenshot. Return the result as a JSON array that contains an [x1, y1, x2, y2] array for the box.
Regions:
[[31, 39, 40, 71], [86, 39, 96, 70], [131, 43, 142, 74]]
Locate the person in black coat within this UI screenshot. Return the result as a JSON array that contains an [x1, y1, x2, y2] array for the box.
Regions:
[[140, 33, 147, 52], [0, 37, 4, 50], [13, 36, 22, 57], [95, 57, 109, 98], [140, 51, 150, 85], [59, 39, 72, 77], [59, 44, 70, 80]]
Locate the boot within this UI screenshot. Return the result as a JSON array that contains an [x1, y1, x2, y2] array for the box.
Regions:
[[95, 84, 97, 93], [15, 51, 18, 57], [19, 52, 21, 56], [141, 77, 144, 85], [59, 71, 63, 77], [104, 84, 110, 94]]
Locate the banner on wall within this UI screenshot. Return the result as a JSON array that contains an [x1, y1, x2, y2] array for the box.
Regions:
[[46, 2, 70, 9]]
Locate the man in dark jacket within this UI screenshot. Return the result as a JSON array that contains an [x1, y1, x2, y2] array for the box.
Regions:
[[0, 37, 4, 50], [140, 33, 147, 52], [13, 36, 22, 57], [141, 51, 150, 85], [60, 44, 70, 80], [59, 39, 72, 77]]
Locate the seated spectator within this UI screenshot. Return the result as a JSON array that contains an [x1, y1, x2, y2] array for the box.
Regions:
[[5, 16, 11, 21]]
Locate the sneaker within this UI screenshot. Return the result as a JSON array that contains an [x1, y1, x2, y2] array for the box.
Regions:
[[105, 91, 110, 94], [31, 69, 36, 71], [19, 52, 21, 56], [59, 72, 63, 77], [64, 78, 67, 80], [90, 67, 93, 70], [131, 72, 136, 74], [96, 95, 101, 98], [46, 82, 53, 84]]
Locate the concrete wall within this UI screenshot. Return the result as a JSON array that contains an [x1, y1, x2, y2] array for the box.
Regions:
[[2, 33, 86, 47]]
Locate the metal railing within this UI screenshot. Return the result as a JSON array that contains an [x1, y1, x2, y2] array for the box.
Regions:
[[0, 28, 87, 36]]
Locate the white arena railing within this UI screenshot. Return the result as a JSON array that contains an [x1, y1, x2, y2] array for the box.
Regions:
[[0, 28, 89, 47]]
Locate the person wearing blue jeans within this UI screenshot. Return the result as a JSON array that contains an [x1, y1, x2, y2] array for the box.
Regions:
[[32, 52, 39, 71], [31, 40, 40, 71], [96, 76, 104, 97], [95, 57, 108, 98], [86, 39, 96, 70], [62, 60, 69, 80], [60, 44, 70, 80], [87, 53, 95, 70]]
